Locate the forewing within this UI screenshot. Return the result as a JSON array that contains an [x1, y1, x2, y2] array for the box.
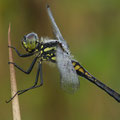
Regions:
[[47, 5, 79, 93], [56, 47, 80, 93], [47, 5, 69, 52]]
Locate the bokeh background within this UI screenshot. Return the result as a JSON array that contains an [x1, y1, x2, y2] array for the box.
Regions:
[[0, 0, 120, 120]]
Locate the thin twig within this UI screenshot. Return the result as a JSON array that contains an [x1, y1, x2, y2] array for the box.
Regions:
[[8, 23, 21, 120]]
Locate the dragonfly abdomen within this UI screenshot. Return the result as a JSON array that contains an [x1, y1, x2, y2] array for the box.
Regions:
[[72, 60, 120, 102], [72, 60, 93, 78]]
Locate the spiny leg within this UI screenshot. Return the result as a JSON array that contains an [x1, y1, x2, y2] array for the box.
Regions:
[[8, 46, 34, 57], [6, 62, 43, 103], [8, 56, 38, 74]]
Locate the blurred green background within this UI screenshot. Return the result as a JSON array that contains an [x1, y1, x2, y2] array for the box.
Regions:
[[0, 0, 120, 120]]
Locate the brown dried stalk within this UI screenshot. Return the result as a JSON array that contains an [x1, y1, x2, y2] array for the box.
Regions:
[[8, 23, 21, 120]]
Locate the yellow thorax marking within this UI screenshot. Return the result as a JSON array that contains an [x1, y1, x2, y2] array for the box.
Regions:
[[41, 50, 43, 54], [47, 54, 50, 56], [44, 47, 56, 52], [41, 45, 43, 49], [41, 57, 46, 61], [51, 57, 56, 60]]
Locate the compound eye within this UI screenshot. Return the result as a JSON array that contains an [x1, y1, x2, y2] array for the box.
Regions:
[[22, 32, 39, 53]]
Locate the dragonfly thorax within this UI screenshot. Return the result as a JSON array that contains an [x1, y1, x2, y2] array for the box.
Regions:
[[38, 38, 58, 63]]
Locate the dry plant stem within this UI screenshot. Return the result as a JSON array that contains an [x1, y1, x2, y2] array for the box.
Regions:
[[8, 23, 21, 120]]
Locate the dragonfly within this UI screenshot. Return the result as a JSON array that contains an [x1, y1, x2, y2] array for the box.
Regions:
[[7, 5, 120, 103]]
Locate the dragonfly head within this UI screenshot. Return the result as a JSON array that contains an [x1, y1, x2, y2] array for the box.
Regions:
[[22, 32, 39, 53]]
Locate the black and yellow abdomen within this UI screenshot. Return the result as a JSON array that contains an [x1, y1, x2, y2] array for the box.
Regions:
[[72, 60, 94, 79], [71, 60, 120, 102]]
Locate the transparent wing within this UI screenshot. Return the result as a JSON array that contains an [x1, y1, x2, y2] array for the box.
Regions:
[[47, 5, 79, 93], [46, 5, 69, 52], [56, 47, 80, 93]]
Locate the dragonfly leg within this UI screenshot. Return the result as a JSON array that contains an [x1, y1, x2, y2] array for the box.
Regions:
[[31, 62, 43, 89], [6, 62, 43, 103], [8, 46, 34, 57], [8, 56, 38, 74]]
